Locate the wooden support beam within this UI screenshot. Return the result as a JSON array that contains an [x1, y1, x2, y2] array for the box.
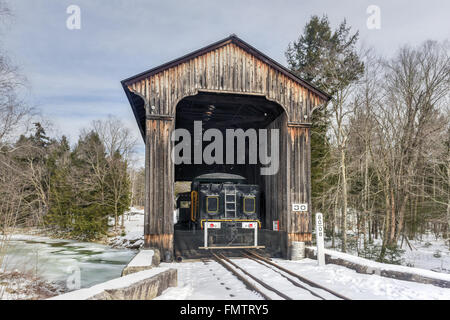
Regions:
[[144, 234, 174, 258], [288, 233, 312, 243], [145, 118, 174, 261]]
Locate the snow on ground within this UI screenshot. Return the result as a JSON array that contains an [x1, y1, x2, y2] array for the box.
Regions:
[[156, 257, 450, 300], [155, 260, 263, 300], [127, 250, 154, 267], [0, 269, 65, 300], [230, 258, 328, 300], [109, 207, 145, 249], [401, 234, 450, 273], [275, 258, 450, 300], [308, 246, 450, 283], [109, 207, 178, 249], [325, 232, 450, 274]]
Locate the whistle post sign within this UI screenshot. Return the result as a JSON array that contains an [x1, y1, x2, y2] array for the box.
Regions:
[[315, 212, 325, 266]]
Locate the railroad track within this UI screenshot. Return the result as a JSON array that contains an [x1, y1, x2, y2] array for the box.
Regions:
[[209, 250, 350, 300]]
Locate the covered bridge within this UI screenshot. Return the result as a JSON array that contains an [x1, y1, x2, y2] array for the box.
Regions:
[[122, 35, 330, 259]]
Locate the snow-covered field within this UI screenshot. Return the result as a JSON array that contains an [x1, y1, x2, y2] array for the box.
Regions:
[[0, 269, 65, 300], [109, 208, 145, 249], [156, 257, 450, 300], [325, 233, 450, 274], [401, 235, 450, 273], [108, 207, 148, 249]]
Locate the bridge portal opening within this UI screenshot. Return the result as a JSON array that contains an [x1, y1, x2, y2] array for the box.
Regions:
[[173, 92, 288, 256]]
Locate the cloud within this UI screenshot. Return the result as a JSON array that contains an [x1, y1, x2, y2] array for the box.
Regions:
[[2, 0, 449, 169]]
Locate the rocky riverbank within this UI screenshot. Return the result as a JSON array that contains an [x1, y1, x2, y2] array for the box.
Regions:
[[0, 270, 66, 300], [108, 208, 145, 249]]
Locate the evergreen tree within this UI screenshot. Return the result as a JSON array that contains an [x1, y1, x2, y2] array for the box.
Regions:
[[31, 122, 51, 148], [45, 136, 74, 230], [70, 132, 110, 239], [46, 132, 110, 240], [286, 16, 334, 213], [285, 15, 364, 214]]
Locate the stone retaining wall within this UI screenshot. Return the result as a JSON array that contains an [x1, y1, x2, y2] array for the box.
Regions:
[[122, 248, 160, 276], [50, 268, 177, 300]]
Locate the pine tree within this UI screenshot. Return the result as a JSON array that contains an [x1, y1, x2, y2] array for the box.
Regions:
[[286, 15, 364, 252], [285, 15, 335, 213], [46, 136, 74, 230], [70, 132, 110, 239]]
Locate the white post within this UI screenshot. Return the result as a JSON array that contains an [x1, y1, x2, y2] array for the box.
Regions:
[[254, 225, 258, 247], [315, 213, 325, 266], [204, 223, 208, 248]]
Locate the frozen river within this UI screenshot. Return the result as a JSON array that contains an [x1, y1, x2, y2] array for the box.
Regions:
[[2, 235, 137, 289]]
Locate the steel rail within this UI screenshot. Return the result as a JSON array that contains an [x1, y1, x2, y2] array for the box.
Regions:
[[244, 250, 351, 300], [209, 252, 272, 300], [241, 252, 327, 300], [211, 252, 293, 300]]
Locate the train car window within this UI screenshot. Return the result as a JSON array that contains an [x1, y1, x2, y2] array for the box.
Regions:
[[206, 196, 219, 214], [243, 197, 256, 214], [180, 201, 190, 208]]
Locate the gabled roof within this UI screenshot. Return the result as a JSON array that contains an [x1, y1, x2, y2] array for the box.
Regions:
[[121, 34, 331, 101]]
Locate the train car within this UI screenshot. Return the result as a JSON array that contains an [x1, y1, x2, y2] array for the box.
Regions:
[[175, 173, 262, 248]]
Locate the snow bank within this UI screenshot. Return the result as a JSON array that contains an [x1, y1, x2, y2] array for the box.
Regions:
[[306, 246, 450, 287], [121, 249, 160, 276], [0, 270, 65, 300], [108, 208, 144, 249], [127, 250, 155, 267], [157, 258, 450, 300]]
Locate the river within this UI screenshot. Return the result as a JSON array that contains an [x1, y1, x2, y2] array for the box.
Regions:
[[2, 235, 137, 289]]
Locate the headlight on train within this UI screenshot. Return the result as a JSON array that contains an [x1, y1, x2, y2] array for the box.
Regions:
[[243, 197, 256, 215], [206, 196, 219, 215]]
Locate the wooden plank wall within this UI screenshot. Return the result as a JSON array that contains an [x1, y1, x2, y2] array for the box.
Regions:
[[262, 113, 288, 231], [287, 125, 312, 242], [128, 42, 322, 123], [144, 118, 175, 257], [262, 115, 312, 242]]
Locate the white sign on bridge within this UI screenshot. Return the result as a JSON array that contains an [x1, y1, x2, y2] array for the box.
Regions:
[[315, 212, 325, 266], [292, 203, 308, 212]]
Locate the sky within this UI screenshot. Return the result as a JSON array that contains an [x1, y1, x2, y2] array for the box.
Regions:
[[1, 0, 449, 167]]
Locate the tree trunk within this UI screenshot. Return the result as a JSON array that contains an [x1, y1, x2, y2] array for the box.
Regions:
[[380, 182, 391, 259], [114, 203, 118, 233], [447, 162, 450, 247], [395, 195, 409, 243], [341, 146, 348, 253], [389, 188, 396, 245], [363, 144, 369, 248]]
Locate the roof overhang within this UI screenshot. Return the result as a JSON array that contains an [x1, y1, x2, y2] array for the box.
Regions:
[[121, 34, 332, 141]]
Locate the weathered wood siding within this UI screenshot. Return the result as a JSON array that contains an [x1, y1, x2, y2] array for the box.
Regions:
[[287, 125, 312, 242], [262, 113, 288, 231], [262, 116, 312, 242], [144, 118, 174, 256], [125, 38, 327, 255], [127, 42, 322, 123]]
